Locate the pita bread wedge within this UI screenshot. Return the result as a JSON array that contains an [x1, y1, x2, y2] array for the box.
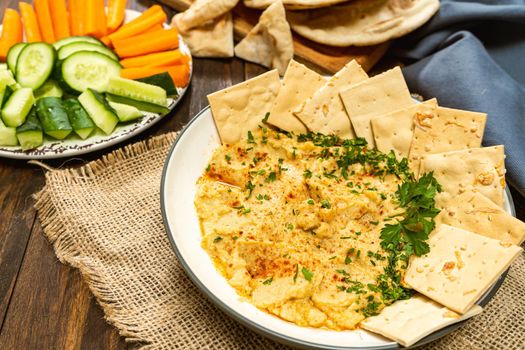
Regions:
[[436, 191, 525, 245], [287, 0, 440, 47], [173, 13, 234, 58], [294, 60, 368, 139], [371, 99, 438, 159], [340, 67, 415, 146], [361, 294, 483, 347], [208, 70, 281, 144], [405, 224, 522, 314], [408, 106, 487, 176], [419, 146, 506, 207], [234, 1, 293, 76], [244, 0, 351, 10], [174, 0, 239, 32], [267, 60, 325, 133]]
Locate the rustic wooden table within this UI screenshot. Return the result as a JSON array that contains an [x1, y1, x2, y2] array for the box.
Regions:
[[0, 1, 524, 349]]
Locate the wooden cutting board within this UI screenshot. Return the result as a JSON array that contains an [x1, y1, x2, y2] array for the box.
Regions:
[[158, 0, 389, 73]]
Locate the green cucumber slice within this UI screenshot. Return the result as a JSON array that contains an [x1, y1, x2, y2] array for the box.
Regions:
[[0, 85, 14, 109], [137, 72, 178, 97], [35, 97, 73, 140], [16, 108, 43, 150], [108, 101, 143, 122], [107, 76, 167, 107], [16, 43, 56, 90], [0, 69, 17, 86], [0, 63, 7, 70], [34, 80, 64, 100], [58, 42, 119, 61], [53, 36, 104, 50], [0, 118, 18, 146], [63, 98, 95, 139], [1, 88, 35, 127], [106, 93, 170, 114], [60, 51, 121, 93], [7, 43, 27, 74], [78, 89, 119, 135]]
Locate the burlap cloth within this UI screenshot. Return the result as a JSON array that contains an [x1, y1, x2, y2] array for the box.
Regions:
[[34, 132, 525, 350]]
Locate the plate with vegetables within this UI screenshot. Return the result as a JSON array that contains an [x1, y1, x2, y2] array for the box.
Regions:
[[0, 3, 191, 159]]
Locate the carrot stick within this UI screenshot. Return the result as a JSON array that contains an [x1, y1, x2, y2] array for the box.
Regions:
[[49, 0, 70, 40], [0, 9, 23, 61], [120, 65, 172, 80], [113, 28, 179, 58], [107, 0, 128, 34], [85, 0, 107, 38], [19, 2, 42, 42], [102, 24, 161, 48], [34, 0, 55, 43], [101, 36, 112, 47], [108, 5, 166, 44], [68, 0, 84, 36], [120, 50, 187, 68], [168, 64, 190, 87]]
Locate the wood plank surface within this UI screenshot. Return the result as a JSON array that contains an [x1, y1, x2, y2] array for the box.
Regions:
[[0, 1, 523, 350]]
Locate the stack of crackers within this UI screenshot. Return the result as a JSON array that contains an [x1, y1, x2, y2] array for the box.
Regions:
[[206, 60, 525, 347], [171, 0, 440, 75]]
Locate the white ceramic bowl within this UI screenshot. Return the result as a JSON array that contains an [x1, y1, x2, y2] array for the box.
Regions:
[[161, 107, 514, 350]]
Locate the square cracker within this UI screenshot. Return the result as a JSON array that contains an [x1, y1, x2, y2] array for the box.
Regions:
[[405, 224, 522, 314], [207, 69, 281, 144], [436, 191, 525, 245], [267, 60, 325, 134], [408, 106, 487, 176], [419, 146, 506, 207], [340, 66, 415, 146], [371, 99, 437, 159], [293, 60, 368, 139], [361, 294, 483, 347]]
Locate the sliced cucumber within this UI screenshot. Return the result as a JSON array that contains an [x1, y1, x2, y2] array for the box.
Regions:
[[107, 76, 168, 107], [53, 36, 104, 51], [63, 98, 95, 139], [16, 43, 56, 90], [137, 72, 178, 97], [0, 63, 7, 70], [1, 88, 35, 127], [106, 93, 170, 114], [108, 101, 143, 122], [0, 118, 18, 146], [78, 89, 119, 135], [0, 85, 14, 109], [7, 43, 27, 73], [0, 69, 17, 86], [36, 97, 72, 140], [58, 42, 119, 61], [60, 51, 121, 93], [34, 80, 64, 100], [16, 108, 43, 150]]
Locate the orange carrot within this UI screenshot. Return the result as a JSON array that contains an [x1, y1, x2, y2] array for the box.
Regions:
[[120, 65, 172, 80], [0, 9, 23, 61], [68, 0, 84, 36], [168, 64, 190, 87], [85, 0, 107, 38], [144, 24, 164, 33], [108, 5, 166, 44], [113, 28, 179, 58], [49, 0, 70, 40], [107, 0, 128, 34], [34, 0, 55, 42], [101, 36, 112, 47], [19, 2, 42, 42], [120, 50, 187, 68]]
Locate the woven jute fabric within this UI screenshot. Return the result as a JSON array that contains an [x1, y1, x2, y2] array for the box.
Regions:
[[34, 132, 525, 350]]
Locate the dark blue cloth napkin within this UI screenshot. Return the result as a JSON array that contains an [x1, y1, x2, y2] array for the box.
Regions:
[[395, 0, 525, 197]]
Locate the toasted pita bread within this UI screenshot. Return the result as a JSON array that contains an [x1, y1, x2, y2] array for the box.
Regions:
[[268, 60, 324, 133], [340, 67, 414, 146], [244, 0, 351, 10], [175, 0, 239, 32], [405, 224, 522, 314], [436, 191, 525, 245], [361, 294, 483, 347], [419, 146, 506, 207], [287, 0, 440, 47], [294, 60, 368, 139], [234, 1, 293, 76], [173, 13, 234, 58], [207, 70, 281, 144]]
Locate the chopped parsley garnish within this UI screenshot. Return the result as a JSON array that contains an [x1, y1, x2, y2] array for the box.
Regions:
[[262, 277, 273, 285], [225, 154, 231, 161], [256, 194, 270, 201], [205, 164, 211, 172], [380, 193, 387, 200], [213, 236, 223, 243], [265, 171, 277, 183], [293, 264, 299, 283], [307, 199, 314, 205], [303, 169, 312, 178], [245, 181, 255, 198], [323, 170, 337, 179], [320, 199, 331, 209], [344, 255, 352, 264], [233, 205, 251, 215], [262, 112, 270, 123], [301, 267, 313, 282], [340, 236, 352, 240], [286, 223, 294, 230], [369, 221, 379, 225], [247, 131, 256, 144]]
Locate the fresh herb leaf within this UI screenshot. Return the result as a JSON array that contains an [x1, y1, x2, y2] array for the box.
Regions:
[[304, 169, 313, 178], [213, 236, 223, 243], [320, 199, 331, 209], [262, 277, 273, 285], [265, 171, 277, 183], [301, 267, 313, 281], [247, 131, 256, 144]]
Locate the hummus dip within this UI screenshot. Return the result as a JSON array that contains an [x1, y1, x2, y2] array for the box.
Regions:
[[195, 127, 412, 330]]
